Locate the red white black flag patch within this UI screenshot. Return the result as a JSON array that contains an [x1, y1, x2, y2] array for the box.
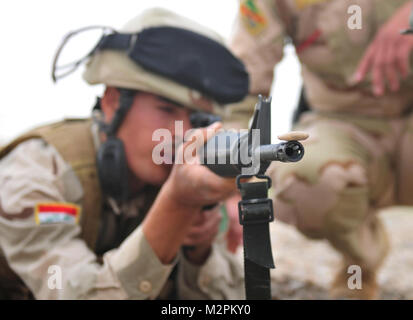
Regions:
[[35, 203, 81, 225]]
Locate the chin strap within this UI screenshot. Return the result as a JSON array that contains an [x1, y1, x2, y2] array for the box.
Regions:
[[106, 89, 136, 136], [93, 89, 136, 136]]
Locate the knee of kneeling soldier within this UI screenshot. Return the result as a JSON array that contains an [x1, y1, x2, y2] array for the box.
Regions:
[[271, 161, 369, 240]]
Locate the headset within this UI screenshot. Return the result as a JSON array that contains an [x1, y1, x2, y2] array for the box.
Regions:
[[96, 89, 135, 202]]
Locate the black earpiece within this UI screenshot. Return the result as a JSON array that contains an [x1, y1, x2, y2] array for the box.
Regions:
[[96, 89, 136, 202], [97, 136, 129, 202]]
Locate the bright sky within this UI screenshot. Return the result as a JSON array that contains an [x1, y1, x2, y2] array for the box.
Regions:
[[0, 0, 302, 145]]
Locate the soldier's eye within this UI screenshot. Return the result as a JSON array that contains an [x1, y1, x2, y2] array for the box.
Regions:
[[158, 105, 176, 114]]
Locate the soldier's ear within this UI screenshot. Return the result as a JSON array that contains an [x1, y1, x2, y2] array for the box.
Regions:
[[101, 87, 121, 123]]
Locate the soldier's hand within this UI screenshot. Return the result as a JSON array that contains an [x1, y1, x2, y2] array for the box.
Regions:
[[164, 122, 236, 209], [353, 1, 413, 96], [182, 207, 221, 264], [225, 194, 243, 253]]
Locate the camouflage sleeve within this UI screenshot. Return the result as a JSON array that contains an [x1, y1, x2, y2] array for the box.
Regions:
[[0, 139, 175, 299], [176, 235, 245, 300], [229, 0, 286, 96]]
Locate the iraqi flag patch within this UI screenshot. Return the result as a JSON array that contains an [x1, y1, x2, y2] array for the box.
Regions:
[[35, 203, 81, 225]]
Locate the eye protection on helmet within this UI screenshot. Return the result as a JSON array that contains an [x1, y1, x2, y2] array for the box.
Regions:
[[52, 25, 249, 104]]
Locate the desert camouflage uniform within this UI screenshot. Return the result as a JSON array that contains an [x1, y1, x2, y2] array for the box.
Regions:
[[230, 0, 413, 297], [0, 119, 244, 300]]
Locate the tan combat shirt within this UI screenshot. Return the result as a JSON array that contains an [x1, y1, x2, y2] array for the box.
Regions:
[[0, 126, 244, 299], [230, 0, 413, 117]]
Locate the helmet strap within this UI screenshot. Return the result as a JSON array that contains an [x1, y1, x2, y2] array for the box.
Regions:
[[96, 89, 136, 203]]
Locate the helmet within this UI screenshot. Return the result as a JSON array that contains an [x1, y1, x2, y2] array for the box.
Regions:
[[82, 7, 249, 114]]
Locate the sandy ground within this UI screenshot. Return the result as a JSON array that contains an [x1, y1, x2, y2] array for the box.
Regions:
[[238, 206, 413, 300]]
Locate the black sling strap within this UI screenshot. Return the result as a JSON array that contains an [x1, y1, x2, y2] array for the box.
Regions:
[[237, 175, 275, 300]]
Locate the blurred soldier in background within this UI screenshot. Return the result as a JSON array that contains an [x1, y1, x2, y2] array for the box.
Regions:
[[0, 8, 248, 299], [230, 0, 413, 299]]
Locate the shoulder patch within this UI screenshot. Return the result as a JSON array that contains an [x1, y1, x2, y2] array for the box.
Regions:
[[240, 0, 268, 35], [35, 203, 81, 225]]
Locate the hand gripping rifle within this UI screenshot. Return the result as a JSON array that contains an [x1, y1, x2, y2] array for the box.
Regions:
[[198, 95, 307, 300]]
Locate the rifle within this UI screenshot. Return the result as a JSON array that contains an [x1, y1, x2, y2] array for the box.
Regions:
[[201, 96, 304, 177], [194, 95, 307, 300]]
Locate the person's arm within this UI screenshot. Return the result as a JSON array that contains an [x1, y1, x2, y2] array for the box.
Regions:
[[141, 123, 245, 300], [229, 0, 287, 96], [142, 122, 236, 264], [224, 0, 287, 129], [353, 1, 413, 96], [175, 207, 244, 300], [176, 236, 245, 300], [0, 139, 175, 299]]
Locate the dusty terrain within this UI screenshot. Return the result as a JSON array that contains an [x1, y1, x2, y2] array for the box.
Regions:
[[240, 206, 413, 300]]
